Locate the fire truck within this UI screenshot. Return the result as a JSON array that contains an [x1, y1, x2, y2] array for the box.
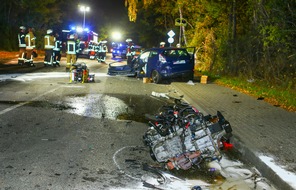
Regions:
[[62, 27, 98, 58]]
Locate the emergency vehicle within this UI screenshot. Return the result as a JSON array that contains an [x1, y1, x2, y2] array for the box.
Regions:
[[111, 42, 127, 59], [111, 42, 142, 59], [62, 27, 98, 59]]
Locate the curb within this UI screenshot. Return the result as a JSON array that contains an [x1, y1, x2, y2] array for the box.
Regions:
[[170, 82, 294, 190]]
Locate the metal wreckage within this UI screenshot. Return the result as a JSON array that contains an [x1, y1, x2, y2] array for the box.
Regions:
[[143, 92, 233, 171]]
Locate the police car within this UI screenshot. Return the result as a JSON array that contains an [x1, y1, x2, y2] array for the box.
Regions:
[[111, 42, 127, 59]]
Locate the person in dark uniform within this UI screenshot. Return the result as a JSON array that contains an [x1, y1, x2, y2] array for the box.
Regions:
[[53, 32, 62, 67], [126, 38, 135, 66], [44, 29, 55, 66], [18, 26, 26, 65]]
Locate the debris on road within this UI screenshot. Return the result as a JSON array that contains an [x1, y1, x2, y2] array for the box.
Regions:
[[143, 98, 233, 171]]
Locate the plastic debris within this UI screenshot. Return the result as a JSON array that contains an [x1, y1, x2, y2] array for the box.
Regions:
[[187, 80, 195, 85]]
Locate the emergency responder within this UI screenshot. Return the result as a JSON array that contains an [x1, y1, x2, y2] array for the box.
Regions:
[[74, 33, 80, 61], [44, 29, 55, 66], [25, 27, 36, 67], [97, 41, 108, 63], [160, 42, 165, 48], [18, 26, 26, 65], [126, 38, 135, 66], [88, 41, 96, 60], [53, 32, 62, 67], [66, 34, 78, 71]]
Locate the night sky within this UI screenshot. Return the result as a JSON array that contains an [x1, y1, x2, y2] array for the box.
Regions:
[[63, 0, 139, 44], [74, 0, 128, 29]]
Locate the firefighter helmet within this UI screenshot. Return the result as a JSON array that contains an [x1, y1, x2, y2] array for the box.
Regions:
[[47, 29, 53, 34], [126, 38, 132, 42], [160, 42, 165, 46], [20, 26, 26, 30]]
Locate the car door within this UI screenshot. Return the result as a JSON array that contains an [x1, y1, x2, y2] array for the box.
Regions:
[[136, 51, 150, 76], [146, 50, 159, 77], [164, 49, 193, 75]]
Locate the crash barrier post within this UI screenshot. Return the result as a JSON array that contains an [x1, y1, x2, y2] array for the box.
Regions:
[[69, 62, 95, 83], [200, 75, 208, 84]]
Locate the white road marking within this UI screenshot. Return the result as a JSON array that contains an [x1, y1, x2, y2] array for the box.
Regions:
[[112, 146, 142, 181], [0, 87, 59, 115], [0, 72, 109, 82]]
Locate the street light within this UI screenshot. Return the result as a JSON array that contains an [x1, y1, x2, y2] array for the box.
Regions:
[[79, 5, 90, 29], [111, 31, 122, 41]]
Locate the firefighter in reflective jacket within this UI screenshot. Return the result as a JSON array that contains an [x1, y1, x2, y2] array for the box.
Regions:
[[126, 38, 135, 66], [53, 32, 62, 67], [18, 26, 26, 65], [97, 40, 107, 63], [44, 29, 55, 66], [66, 34, 78, 70], [25, 27, 36, 67]]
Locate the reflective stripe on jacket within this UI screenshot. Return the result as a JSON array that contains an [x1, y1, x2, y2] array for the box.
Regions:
[[25, 32, 36, 49], [53, 40, 62, 51], [67, 40, 77, 55], [44, 35, 55, 49], [18, 32, 26, 48]]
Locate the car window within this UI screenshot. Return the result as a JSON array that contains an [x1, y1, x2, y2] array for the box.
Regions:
[[149, 51, 158, 58], [163, 50, 175, 57], [177, 50, 189, 57], [162, 49, 190, 59]]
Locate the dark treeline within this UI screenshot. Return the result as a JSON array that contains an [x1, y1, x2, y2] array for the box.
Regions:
[[126, 0, 296, 89], [1, 0, 295, 89], [0, 0, 67, 50], [0, 0, 113, 51]]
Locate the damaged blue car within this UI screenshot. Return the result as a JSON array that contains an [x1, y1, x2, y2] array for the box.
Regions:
[[108, 47, 195, 84]]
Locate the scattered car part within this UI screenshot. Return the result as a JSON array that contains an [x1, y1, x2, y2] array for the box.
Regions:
[[143, 97, 233, 170]]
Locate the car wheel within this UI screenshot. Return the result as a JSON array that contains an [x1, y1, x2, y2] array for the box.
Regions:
[[152, 70, 161, 84]]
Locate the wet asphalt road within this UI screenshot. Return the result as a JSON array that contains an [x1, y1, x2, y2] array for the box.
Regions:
[[0, 55, 182, 190], [0, 55, 281, 190]]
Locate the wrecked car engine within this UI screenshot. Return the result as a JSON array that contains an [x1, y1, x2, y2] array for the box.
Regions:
[[143, 99, 233, 170]]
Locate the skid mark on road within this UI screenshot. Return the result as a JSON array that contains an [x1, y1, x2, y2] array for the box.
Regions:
[[0, 87, 60, 115]]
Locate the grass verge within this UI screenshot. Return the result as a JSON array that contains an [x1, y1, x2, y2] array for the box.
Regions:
[[215, 76, 296, 112]]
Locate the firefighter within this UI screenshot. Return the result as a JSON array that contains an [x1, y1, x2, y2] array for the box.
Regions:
[[18, 26, 27, 65], [25, 27, 36, 67], [66, 34, 78, 71], [53, 32, 62, 67], [74, 33, 80, 61], [97, 41, 108, 63], [44, 29, 55, 66], [160, 42, 165, 48], [126, 38, 135, 66]]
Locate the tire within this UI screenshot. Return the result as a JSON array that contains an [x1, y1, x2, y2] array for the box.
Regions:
[[152, 70, 161, 84]]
